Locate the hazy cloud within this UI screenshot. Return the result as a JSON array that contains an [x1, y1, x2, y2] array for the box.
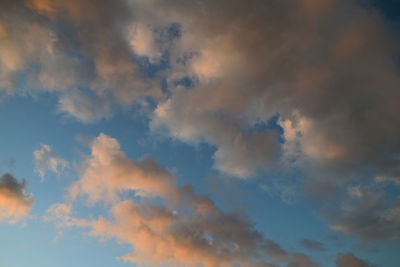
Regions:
[[336, 253, 373, 267], [324, 185, 400, 241], [286, 253, 320, 267], [300, 239, 326, 251], [33, 143, 68, 181]]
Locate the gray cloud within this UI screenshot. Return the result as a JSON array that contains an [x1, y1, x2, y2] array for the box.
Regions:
[[336, 253, 373, 267], [2, 0, 400, 246], [2, 0, 399, 180], [0, 0, 163, 122], [300, 239, 326, 251], [323, 185, 400, 241], [286, 253, 320, 267]]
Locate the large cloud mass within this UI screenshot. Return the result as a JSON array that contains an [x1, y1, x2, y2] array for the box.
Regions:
[[1, 0, 400, 246], [1, 0, 399, 179]]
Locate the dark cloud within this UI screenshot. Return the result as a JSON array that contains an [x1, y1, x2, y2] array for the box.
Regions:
[[2, 0, 399, 179], [286, 253, 320, 267], [0, 173, 34, 223], [300, 239, 326, 251], [323, 185, 400, 241], [336, 253, 373, 267]]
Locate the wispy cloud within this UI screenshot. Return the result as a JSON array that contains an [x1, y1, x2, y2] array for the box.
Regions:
[[300, 239, 326, 252], [33, 143, 68, 181]]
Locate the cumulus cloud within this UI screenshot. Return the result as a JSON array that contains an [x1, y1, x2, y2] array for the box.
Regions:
[[0, 173, 34, 223], [140, 0, 400, 181], [33, 143, 68, 181], [336, 253, 372, 267], [48, 133, 289, 266], [2, 0, 400, 247], [0, 0, 163, 122], [2, 0, 400, 181]]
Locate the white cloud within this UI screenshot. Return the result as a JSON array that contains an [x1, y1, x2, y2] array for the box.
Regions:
[[33, 143, 68, 181]]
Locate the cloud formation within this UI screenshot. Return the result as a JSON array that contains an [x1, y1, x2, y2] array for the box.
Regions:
[[1, 0, 399, 183], [336, 253, 372, 267], [48, 133, 293, 266], [286, 253, 320, 267], [300, 239, 326, 251], [0, 173, 34, 223], [1, 0, 163, 122], [1, 0, 400, 249], [33, 143, 68, 181], [324, 184, 400, 241]]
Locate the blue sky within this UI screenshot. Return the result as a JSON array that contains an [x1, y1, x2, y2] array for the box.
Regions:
[[1, 0, 400, 266]]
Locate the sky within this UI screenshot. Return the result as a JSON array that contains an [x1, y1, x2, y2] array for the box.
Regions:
[[1, 0, 400, 266]]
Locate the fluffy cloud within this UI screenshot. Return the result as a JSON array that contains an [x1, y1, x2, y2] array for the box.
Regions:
[[336, 253, 372, 267], [0, 173, 34, 223], [1, 0, 163, 122], [2, 0, 400, 181], [48, 133, 289, 266], [141, 0, 400, 181], [33, 143, 68, 181], [2, 0, 400, 247]]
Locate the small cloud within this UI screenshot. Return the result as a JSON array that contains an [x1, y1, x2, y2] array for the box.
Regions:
[[0, 173, 34, 224], [300, 239, 326, 251], [287, 253, 320, 267], [336, 253, 373, 267], [33, 143, 68, 181]]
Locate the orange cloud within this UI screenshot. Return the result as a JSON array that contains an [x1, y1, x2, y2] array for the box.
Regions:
[[48, 133, 287, 266], [0, 173, 34, 224]]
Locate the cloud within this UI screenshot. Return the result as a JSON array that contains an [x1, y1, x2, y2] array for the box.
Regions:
[[0, 173, 34, 223], [57, 90, 114, 123], [48, 133, 290, 266], [300, 239, 326, 251], [336, 253, 373, 267], [2, 0, 400, 247], [33, 143, 68, 181], [286, 253, 320, 267], [2, 0, 400, 182], [140, 0, 400, 181], [127, 23, 162, 62], [0, 0, 163, 122], [151, 91, 281, 178], [323, 185, 400, 241]]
